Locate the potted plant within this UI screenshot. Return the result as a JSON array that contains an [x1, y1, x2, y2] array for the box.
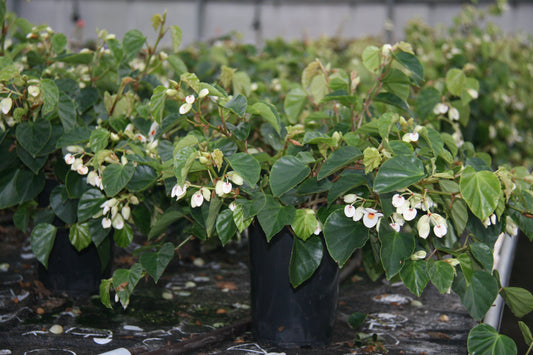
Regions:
[[96, 32, 533, 351], [0, 7, 182, 297]]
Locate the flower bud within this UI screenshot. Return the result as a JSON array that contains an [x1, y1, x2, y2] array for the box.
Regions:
[[410, 250, 427, 260], [64, 153, 75, 165], [102, 217, 112, 229], [121, 205, 131, 220], [198, 88, 209, 98], [129, 195, 140, 205], [112, 214, 124, 230], [343, 194, 358, 204], [179, 103, 192, 115], [28, 85, 40, 97], [185, 95, 195, 104], [77, 165, 89, 175], [165, 89, 178, 97], [227, 171, 244, 186], [1, 98, 12, 114]]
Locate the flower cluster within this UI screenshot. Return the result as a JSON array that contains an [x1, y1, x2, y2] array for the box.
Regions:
[[99, 196, 138, 230], [178, 88, 209, 115], [343, 194, 384, 229], [392, 193, 447, 239]]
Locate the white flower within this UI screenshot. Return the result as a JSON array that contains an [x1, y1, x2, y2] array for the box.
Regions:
[[417, 214, 430, 239], [198, 88, 209, 98], [121, 205, 131, 220], [403, 208, 417, 221], [353, 207, 366, 222], [228, 201, 237, 211], [392, 212, 405, 226], [448, 107, 460, 121], [467, 89, 479, 99], [362, 208, 383, 229], [343, 194, 358, 204], [433, 103, 449, 115], [1, 98, 12, 114], [411, 250, 427, 260], [201, 187, 211, 202], [71, 158, 83, 171], [185, 95, 195, 104], [28, 85, 40, 97], [390, 223, 401, 232], [94, 176, 103, 190], [433, 223, 447, 238], [491, 214, 497, 225], [101, 198, 118, 215], [179, 103, 192, 115], [165, 89, 178, 97], [136, 133, 147, 143], [87, 171, 98, 186], [171, 184, 187, 200], [227, 171, 244, 186], [148, 122, 159, 140], [112, 214, 124, 230], [102, 217, 112, 229], [392, 194, 406, 208], [215, 180, 232, 196], [344, 205, 356, 218], [402, 132, 419, 143], [191, 191, 204, 208], [314, 223, 322, 235], [77, 165, 88, 175], [64, 153, 75, 165]]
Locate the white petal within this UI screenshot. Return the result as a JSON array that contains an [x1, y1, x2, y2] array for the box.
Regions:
[[191, 192, 204, 208], [353, 207, 365, 222], [363, 212, 380, 228], [185, 95, 195, 104], [403, 208, 417, 221], [392, 194, 406, 208], [433, 224, 447, 238], [390, 223, 401, 232], [344, 205, 356, 218]]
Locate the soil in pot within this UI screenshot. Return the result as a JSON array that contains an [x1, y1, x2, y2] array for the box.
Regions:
[[248, 223, 340, 348]]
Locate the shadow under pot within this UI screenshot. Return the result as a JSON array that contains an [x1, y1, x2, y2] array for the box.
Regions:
[[38, 228, 112, 297], [248, 222, 340, 348]]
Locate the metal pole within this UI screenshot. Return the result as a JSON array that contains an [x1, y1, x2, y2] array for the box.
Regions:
[[196, 0, 206, 42], [252, 0, 263, 47], [385, 0, 395, 43]]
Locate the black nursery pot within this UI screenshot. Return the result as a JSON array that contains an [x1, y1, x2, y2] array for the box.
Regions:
[[248, 223, 340, 348], [38, 228, 111, 297]]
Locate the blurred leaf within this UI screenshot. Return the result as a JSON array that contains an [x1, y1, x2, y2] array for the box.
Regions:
[[123, 29, 146, 62], [170, 25, 182, 52], [31, 223, 57, 268], [140, 242, 174, 283], [501, 287, 533, 318], [289, 235, 323, 288]]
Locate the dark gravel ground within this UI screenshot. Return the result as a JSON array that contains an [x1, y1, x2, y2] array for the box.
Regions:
[[0, 219, 478, 355]]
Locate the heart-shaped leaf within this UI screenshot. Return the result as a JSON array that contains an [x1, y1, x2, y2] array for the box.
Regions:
[[112, 263, 143, 309], [140, 242, 175, 283], [257, 195, 296, 242], [216, 209, 238, 246], [460, 166, 501, 221], [374, 155, 425, 193], [400, 259, 429, 297], [379, 226, 415, 279], [317, 146, 362, 180], [15, 120, 52, 158], [324, 209, 368, 267], [270, 156, 310, 197], [102, 163, 135, 197], [227, 153, 261, 186], [289, 235, 323, 288], [30, 223, 57, 268], [69, 222, 92, 252], [467, 324, 517, 355]]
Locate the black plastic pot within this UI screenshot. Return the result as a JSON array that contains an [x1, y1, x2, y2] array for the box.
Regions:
[[248, 222, 340, 348], [37, 228, 111, 297]]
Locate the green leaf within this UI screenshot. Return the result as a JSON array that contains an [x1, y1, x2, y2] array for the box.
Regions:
[[519, 321, 533, 346], [373, 155, 425, 193], [56, 126, 91, 148], [291, 209, 318, 241], [122, 29, 146, 62], [257, 195, 296, 242], [170, 25, 182, 52], [400, 259, 429, 297], [227, 153, 261, 186], [393, 51, 424, 85], [40, 79, 59, 115], [289, 235, 323, 288], [467, 324, 517, 355], [173, 146, 197, 186], [150, 86, 166, 124], [324, 209, 369, 267], [379, 227, 415, 279], [317, 146, 362, 180], [327, 170, 367, 205], [348, 312, 367, 330], [427, 259, 455, 294], [148, 210, 185, 240], [31, 223, 57, 268], [140, 242, 174, 283], [453, 270, 499, 321], [53, 53, 93, 65], [102, 163, 135, 197], [112, 263, 143, 309], [250, 102, 281, 134], [470, 242, 494, 271], [501, 287, 533, 318], [15, 170, 44, 204], [232, 203, 253, 233], [89, 128, 110, 153], [225, 94, 247, 117], [446, 68, 466, 97], [78, 189, 106, 222], [51, 33, 67, 53], [374, 92, 411, 113], [362, 45, 380, 73], [206, 195, 223, 238], [284, 87, 307, 124], [15, 120, 52, 158], [69, 222, 92, 252], [17, 145, 47, 174], [127, 165, 158, 192], [270, 156, 310, 197], [216, 209, 238, 246], [58, 93, 77, 131], [114, 223, 134, 248], [460, 166, 501, 221], [100, 278, 113, 309], [415, 86, 441, 120], [50, 185, 78, 224]]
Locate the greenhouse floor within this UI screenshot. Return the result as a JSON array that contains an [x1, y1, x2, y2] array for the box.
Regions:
[[0, 221, 477, 355]]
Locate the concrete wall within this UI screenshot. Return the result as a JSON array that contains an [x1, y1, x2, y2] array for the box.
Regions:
[[5, 0, 533, 48]]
